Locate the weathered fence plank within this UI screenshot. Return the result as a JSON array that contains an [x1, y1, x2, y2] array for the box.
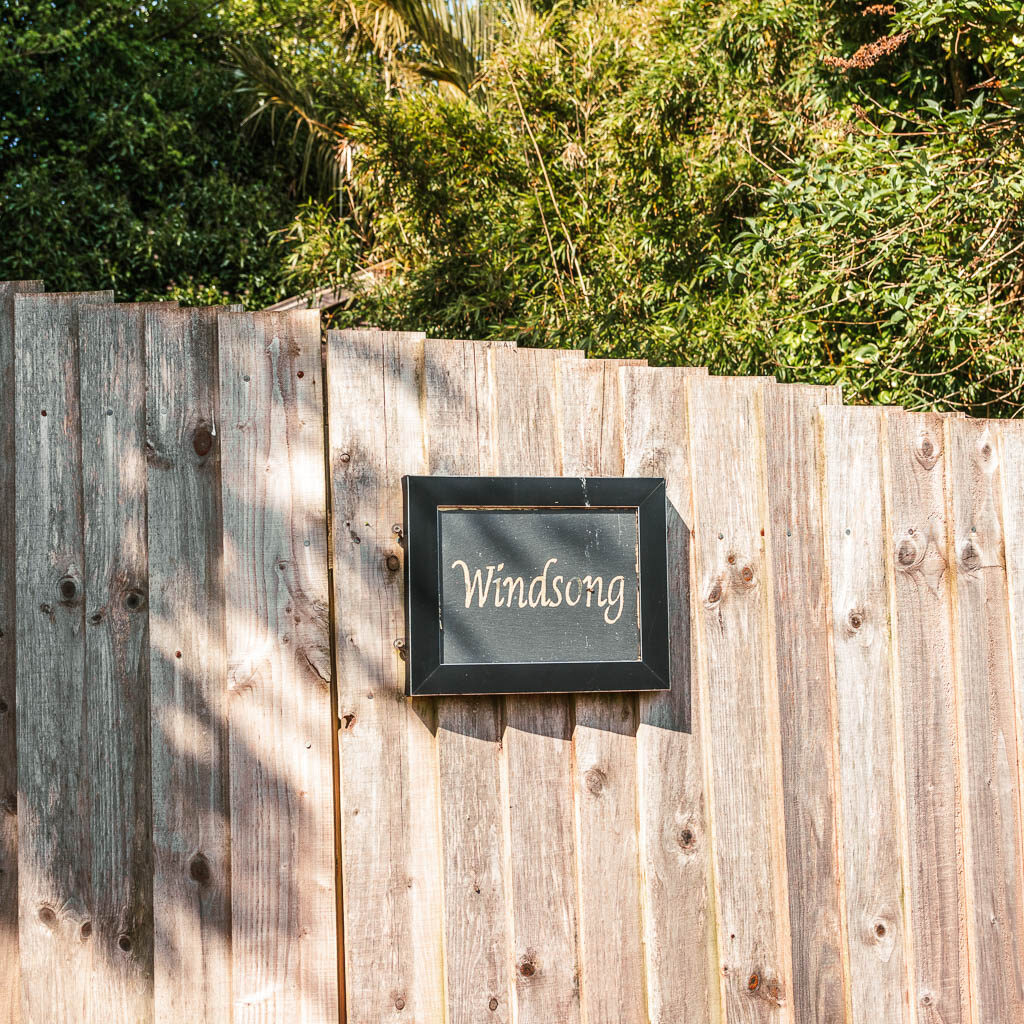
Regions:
[[146, 307, 233, 1023], [219, 311, 339, 1023], [946, 417, 1024, 1022], [884, 411, 967, 1024], [489, 345, 582, 1024], [558, 358, 646, 1024], [423, 337, 515, 1024], [0, 280, 42, 1024], [764, 383, 848, 1024], [687, 375, 793, 1023], [330, 330, 445, 1024], [820, 407, 909, 1024], [14, 290, 113, 1022], [621, 366, 715, 1024], [79, 303, 168, 1020]]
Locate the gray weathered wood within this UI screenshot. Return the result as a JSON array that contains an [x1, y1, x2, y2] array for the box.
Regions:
[[946, 416, 1024, 1022], [558, 357, 646, 1024], [0, 280, 42, 1024], [424, 337, 515, 1024], [489, 345, 582, 1024], [764, 383, 848, 1024], [14, 290, 113, 1022], [621, 366, 716, 1024], [884, 411, 967, 1024], [820, 407, 909, 1024], [219, 311, 339, 1023], [146, 307, 232, 1023], [687, 374, 793, 1023], [330, 330, 445, 1024], [78, 303, 167, 1020]]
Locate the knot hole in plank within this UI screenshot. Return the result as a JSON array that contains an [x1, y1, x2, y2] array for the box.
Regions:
[[192, 422, 215, 459], [56, 574, 81, 606]]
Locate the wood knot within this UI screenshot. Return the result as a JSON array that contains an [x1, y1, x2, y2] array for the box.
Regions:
[[739, 565, 754, 585], [385, 553, 401, 572], [192, 424, 214, 458], [124, 588, 146, 613], [117, 933, 132, 953], [80, 921, 92, 940], [584, 766, 607, 796], [394, 996, 405, 1011], [914, 432, 940, 469], [679, 826, 697, 850], [846, 609, 865, 633], [339, 452, 351, 464], [56, 575, 80, 605], [38, 905, 57, 929], [489, 997, 499, 1011], [748, 973, 759, 992], [189, 853, 211, 886], [706, 580, 723, 607], [896, 534, 921, 571], [517, 952, 538, 978], [959, 541, 980, 570]]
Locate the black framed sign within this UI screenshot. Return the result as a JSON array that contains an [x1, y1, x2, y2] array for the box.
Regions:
[[403, 475, 670, 696]]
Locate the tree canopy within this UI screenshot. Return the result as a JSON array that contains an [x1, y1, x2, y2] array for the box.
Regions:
[[4, 0, 1023, 412]]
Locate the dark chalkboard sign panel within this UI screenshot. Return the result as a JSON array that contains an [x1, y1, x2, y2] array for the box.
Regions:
[[403, 476, 670, 695]]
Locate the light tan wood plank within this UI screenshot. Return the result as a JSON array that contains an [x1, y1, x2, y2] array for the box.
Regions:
[[330, 330, 445, 1024], [622, 366, 717, 1024], [687, 375, 793, 1023], [820, 407, 909, 1024], [219, 311, 339, 1022], [79, 303, 166, 1020], [424, 337, 515, 1024], [557, 359, 646, 1024], [489, 345, 583, 1024], [0, 280, 43, 1024], [146, 307, 232, 1023], [764, 383, 848, 1024], [946, 416, 1024, 1022], [14, 290, 113, 1022], [885, 411, 967, 1024]]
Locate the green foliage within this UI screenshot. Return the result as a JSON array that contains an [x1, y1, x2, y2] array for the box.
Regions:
[[293, 0, 1024, 413], [0, 0, 304, 306]]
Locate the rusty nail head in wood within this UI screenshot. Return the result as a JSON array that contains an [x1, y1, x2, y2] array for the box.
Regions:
[[339, 452, 351, 463]]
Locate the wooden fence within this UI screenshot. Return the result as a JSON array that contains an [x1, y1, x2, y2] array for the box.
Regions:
[[3, 282, 1024, 1024]]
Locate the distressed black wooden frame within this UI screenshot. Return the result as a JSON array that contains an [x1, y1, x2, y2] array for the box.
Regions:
[[403, 475, 671, 696]]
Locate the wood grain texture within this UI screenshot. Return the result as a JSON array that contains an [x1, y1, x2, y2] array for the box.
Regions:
[[557, 358, 646, 1024], [884, 411, 967, 1024], [489, 345, 583, 1024], [423, 337, 515, 1024], [0, 280, 43, 1024], [14, 290, 113, 1023], [946, 416, 1024, 1023], [687, 374, 793, 1024], [329, 330, 445, 1024], [763, 383, 847, 1024], [219, 311, 339, 1023], [621, 366, 716, 1024], [820, 407, 909, 1024], [78, 303, 165, 1020], [146, 307, 232, 1023]]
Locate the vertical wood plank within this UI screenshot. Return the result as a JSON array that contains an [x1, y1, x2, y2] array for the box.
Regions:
[[78, 303, 166, 1020], [621, 366, 716, 1024], [946, 416, 1024, 1022], [0, 280, 42, 1024], [146, 307, 232, 1022], [885, 411, 967, 1024], [489, 345, 582, 1024], [219, 311, 339, 1023], [14, 290, 113, 1022], [330, 330, 445, 1024], [557, 358, 646, 1024], [820, 407, 910, 1024], [424, 337, 515, 1024], [763, 384, 848, 1024], [687, 375, 793, 1024]]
